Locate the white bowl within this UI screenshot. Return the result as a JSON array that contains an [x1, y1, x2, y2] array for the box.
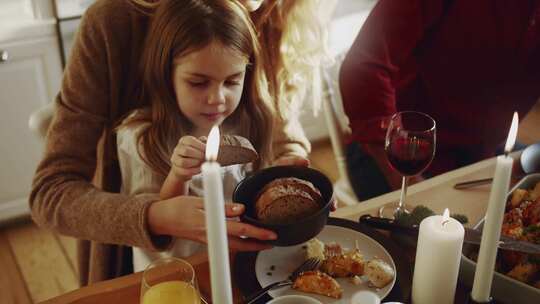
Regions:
[[267, 295, 323, 304], [351, 291, 381, 304]]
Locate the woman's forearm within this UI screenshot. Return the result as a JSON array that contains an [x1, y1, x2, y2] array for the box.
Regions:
[[31, 171, 168, 249]]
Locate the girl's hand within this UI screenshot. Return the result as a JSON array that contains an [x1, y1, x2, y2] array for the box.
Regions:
[[147, 196, 277, 251], [273, 155, 310, 166], [170, 136, 206, 181]]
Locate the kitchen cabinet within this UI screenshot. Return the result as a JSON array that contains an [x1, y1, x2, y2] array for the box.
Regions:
[[0, 36, 62, 222]]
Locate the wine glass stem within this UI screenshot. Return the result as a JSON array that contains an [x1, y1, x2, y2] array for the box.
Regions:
[[398, 176, 408, 210]]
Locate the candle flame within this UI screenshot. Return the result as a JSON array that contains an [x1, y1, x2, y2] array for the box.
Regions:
[[205, 126, 220, 161], [443, 208, 450, 220], [442, 208, 450, 226], [504, 112, 519, 154]]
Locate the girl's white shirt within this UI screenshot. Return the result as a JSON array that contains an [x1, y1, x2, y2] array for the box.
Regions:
[[116, 119, 248, 272]]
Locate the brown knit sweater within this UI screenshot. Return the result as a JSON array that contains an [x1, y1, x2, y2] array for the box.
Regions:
[[30, 0, 310, 285]]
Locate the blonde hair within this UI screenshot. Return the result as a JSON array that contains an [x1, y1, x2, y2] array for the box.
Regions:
[[124, 0, 274, 176], [253, 0, 335, 118], [130, 0, 335, 118]]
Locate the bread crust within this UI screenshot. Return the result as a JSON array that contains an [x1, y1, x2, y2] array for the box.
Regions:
[[254, 177, 323, 224], [211, 135, 258, 166]]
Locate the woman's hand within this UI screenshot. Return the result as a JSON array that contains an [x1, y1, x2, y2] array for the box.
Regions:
[[147, 196, 276, 251], [273, 155, 310, 166], [170, 136, 206, 181]]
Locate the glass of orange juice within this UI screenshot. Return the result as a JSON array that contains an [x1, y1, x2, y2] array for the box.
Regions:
[[141, 257, 201, 304]]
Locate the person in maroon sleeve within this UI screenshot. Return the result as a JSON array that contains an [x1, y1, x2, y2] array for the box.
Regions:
[[340, 0, 540, 200]]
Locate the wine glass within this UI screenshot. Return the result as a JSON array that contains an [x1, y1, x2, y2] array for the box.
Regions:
[[379, 111, 436, 218], [141, 257, 202, 304]]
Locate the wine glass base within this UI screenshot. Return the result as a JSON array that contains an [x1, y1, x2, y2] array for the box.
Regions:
[[378, 202, 413, 219]]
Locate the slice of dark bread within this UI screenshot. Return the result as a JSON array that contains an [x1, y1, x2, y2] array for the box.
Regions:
[[260, 177, 323, 204], [210, 135, 258, 166], [255, 177, 323, 224]]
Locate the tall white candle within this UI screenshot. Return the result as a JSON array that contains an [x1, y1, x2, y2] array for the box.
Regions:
[[202, 126, 233, 304], [471, 112, 519, 302], [412, 209, 464, 304]]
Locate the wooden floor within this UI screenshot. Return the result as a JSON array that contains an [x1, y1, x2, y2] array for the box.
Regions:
[[1, 101, 539, 303], [0, 221, 80, 304]]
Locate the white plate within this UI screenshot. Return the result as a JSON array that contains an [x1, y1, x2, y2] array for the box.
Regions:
[[255, 225, 397, 304]]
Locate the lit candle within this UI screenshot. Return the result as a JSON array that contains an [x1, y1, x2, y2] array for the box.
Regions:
[[412, 209, 465, 304], [202, 126, 233, 304], [471, 112, 519, 303]]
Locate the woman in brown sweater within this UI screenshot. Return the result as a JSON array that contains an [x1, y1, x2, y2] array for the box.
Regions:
[[30, 0, 333, 285]]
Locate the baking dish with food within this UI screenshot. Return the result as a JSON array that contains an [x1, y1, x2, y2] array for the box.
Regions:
[[460, 173, 540, 304]]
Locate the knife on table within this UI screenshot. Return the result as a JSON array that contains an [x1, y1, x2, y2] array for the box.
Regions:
[[359, 214, 540, 254]]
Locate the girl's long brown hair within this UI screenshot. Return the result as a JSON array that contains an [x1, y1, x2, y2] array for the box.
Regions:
[[124, 0, 274, 176], [130, 0, 335, 118]]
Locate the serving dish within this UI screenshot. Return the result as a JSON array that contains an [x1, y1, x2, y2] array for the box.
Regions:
[[459, 173, 540, 304]]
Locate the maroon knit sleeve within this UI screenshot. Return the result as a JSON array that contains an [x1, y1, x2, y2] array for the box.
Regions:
[[339, 0, 445, 144]]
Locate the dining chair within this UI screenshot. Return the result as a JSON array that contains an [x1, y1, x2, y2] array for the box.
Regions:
[[321, 55, 360, 206], [28, 101, 54, 140]]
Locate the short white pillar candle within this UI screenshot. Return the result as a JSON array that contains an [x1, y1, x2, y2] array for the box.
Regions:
[[412, 209, 465, 304]]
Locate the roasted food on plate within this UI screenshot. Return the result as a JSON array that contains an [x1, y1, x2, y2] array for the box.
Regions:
[[321, 243, 364, 278], [293, 270, 343, 299], [306, 238, 326, 261], [506, 262, 539, 283], [255, 177, 323, 224], [295, 238, 394, 298], [364, 259, 396, 288]]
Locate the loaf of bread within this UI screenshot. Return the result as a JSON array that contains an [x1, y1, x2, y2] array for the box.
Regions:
[[213, 135, 258, 166], [255, 177, 323, 224]]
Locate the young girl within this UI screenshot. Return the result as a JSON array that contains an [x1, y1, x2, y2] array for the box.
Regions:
[[30, 0, 333, 284], [116, 0, 274, 272]]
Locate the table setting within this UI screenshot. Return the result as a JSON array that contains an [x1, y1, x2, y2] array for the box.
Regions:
[[208, 111, 538, 304], [234, 217, 412, 304], [41, 111, 540, 304]]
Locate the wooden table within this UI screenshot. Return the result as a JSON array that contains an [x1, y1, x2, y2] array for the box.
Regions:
[[333, 154, 504, 225], [41, 155, 509, 304]]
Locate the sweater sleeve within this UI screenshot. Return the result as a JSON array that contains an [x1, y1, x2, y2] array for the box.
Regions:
[[29, 2, 170, 251], [272, 113, 311, 160], [339, 0, 445, 144]]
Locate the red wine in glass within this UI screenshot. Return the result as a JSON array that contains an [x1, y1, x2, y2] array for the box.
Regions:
[[387, 137, 435, 176], [380, 111, 436, 218]]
